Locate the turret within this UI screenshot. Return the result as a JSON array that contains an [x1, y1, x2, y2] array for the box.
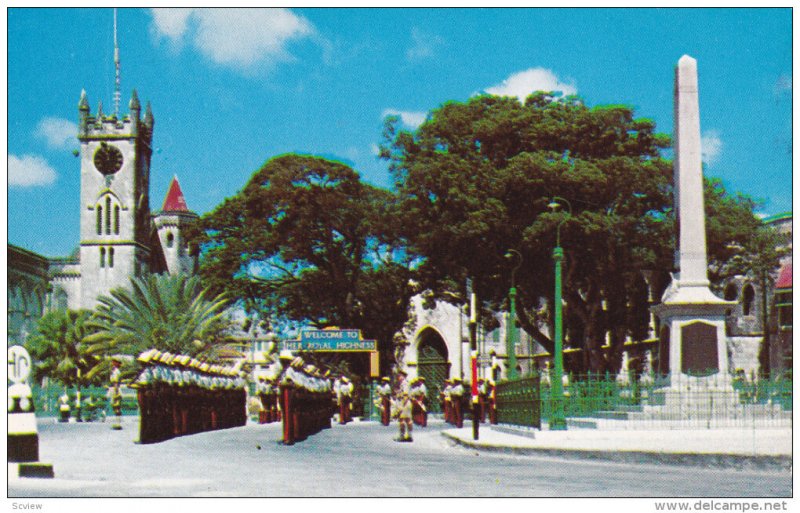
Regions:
[[153, 176, 198, 276], [78, 89, 90, 136], [129, 90, 140, 136], [144, 102, 154, 130], [96, 101, 104, 127]]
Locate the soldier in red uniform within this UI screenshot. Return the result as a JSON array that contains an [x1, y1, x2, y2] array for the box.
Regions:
[[376, 377, 392, 426]]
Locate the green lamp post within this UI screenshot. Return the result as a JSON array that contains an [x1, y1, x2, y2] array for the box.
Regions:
[[504, 249, 522, 380], [547, 197, 571, 431]]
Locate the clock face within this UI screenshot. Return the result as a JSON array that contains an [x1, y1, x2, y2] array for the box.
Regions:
[[93, 142, 124, 175]]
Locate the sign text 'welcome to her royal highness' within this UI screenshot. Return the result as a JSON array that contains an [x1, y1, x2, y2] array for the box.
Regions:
[[283, 329, 377, 352]]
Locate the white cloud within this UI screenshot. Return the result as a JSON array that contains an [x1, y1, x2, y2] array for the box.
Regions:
[[35, 117, 78, 149], [775, 75, 791, 95], [701, 130, 723, 166], [485, 68, 577, 101], [150, 8, 314, 71], [382, 109, 426, 129], [8, 154, 57, 187], [150, 8, 193, 43], [370, 143, 380, 156], [406, 27, 444, 62]]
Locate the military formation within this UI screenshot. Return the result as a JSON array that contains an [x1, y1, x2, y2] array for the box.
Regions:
[[131, 349, 247, 444], [116, 344, 498, 446], [441, 377, 466, 427], [277, 354, 336, 444]]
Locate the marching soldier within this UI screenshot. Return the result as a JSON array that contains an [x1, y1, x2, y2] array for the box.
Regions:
[[414, 376, 428, 427], [450, 377, 465, 428], [376, 377, 392, 426], [488, 378, 498, 425], [58, 392, 71, 423], [442, 379, 452, 424], [132, 349, 156, 443], [338, 376, 353, 424], [477, 378, 488, 423], [394, 391, 414, 442], [110, 358, 123, 429]]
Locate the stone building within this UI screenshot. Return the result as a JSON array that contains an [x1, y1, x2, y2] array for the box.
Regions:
[[721, 212, 792, 376], [7, 90, 197, 346]]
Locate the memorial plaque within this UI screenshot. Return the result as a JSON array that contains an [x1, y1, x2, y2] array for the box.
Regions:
[[681, 322, 718, 376]]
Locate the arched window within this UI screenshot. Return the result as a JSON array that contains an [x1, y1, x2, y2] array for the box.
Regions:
[[105, 196, 111, 235], [100, 247, 106, 268], [166, 232, 174, 248], [108, 247, 114, 268], [96, 205, 103, 235], [742, 284, 755, 316], [114, 205, 120, 235], [724, 283, 738, 301]]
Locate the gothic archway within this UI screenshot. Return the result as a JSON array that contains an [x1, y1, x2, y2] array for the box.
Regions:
[[416, 327, 449, 413]]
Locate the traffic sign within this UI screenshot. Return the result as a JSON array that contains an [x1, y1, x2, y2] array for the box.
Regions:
[[8, 346, 32, 385]]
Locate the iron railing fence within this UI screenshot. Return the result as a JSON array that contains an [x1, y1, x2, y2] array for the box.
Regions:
[[495, 375, 541, 428], [495, 372, 792, 430], [32, 383, 140, 419]]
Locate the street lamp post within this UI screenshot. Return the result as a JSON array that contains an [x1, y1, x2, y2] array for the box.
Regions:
[[547, 197, 571, 431], [504, 250, 522, 380]]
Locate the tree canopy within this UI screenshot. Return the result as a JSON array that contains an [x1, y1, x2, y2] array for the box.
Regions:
[[382, 92, 763, 374], [26, 309, 105, 389], [190, 154, 416, 373]]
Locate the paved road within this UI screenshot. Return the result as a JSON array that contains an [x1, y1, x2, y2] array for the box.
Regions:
[[9, 418, 791, 497]]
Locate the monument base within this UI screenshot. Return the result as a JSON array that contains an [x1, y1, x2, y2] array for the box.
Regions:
[[17, 462, 55, 479], [651, 283, 735, 380], [8, 433, 39, 463]]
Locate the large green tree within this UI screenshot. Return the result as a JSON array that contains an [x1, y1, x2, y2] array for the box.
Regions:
[[26, 309, 104, 392], [191, 154, 416, 373], [382, 92, 762, 374], [85, 274, 233, 361]]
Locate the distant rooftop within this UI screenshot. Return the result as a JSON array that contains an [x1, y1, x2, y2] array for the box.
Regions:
[[775, 263, 792, 289], [762, 212, 792, 225]]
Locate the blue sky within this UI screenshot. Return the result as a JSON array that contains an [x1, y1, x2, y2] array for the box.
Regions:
[[7, 7, 793, 257]]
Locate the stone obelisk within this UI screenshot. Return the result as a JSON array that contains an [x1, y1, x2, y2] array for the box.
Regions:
[[652, 55, 734, 384]]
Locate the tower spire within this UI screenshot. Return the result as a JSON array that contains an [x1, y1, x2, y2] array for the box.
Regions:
[[113, 8, 121, 118]]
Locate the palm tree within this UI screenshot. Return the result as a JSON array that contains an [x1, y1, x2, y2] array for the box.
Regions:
[[85, 274, 233, 360], [25, 309, 104, 394]]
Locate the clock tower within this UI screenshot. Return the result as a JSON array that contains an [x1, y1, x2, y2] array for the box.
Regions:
[[76, 89, 155, 309]]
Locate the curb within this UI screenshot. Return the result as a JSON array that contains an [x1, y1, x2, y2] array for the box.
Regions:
[[440, 432, 792, 470]]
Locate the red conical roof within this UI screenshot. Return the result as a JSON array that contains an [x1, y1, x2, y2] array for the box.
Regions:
[[161, 176, 191, 212]]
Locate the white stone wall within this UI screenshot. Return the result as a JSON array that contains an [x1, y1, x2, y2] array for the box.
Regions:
[[78, 117, 150, 309], [727, 336, 762, 376], [154, 214, 198, 276], [400, 295, 546, 382], [50, 263, 81, 311]]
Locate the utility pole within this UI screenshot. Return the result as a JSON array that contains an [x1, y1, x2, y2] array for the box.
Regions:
[[470, 289, 479, 440]]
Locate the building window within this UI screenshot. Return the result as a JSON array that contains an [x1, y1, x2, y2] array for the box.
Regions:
[[100, 247, 106, 268], [109, 247, 114, 268], [114, 205, 120, 235], [776, 290, 792, 330], [742, 284, 755, 316], [96, 206, 103, 235], [166, 231, 174, 248], [105, 196, 112, 235]]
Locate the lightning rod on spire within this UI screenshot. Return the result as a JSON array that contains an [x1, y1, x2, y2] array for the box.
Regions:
[[113, 8, 121, 118]]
